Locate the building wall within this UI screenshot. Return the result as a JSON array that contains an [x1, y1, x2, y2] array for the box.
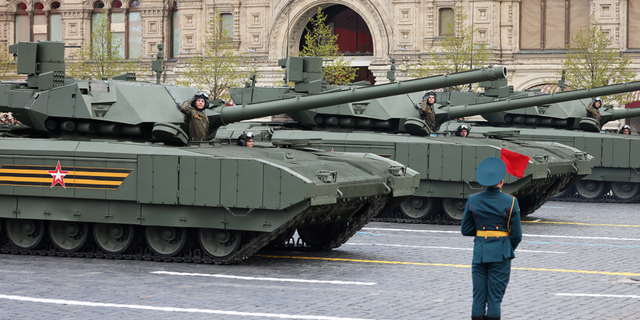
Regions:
[[1, 0, 639, 90]]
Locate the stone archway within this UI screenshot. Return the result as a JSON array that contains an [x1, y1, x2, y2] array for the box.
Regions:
[[267, 0, 392, 63]]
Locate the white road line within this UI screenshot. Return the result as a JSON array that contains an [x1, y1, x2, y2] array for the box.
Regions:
[[556, 293, 640, 299], [346, 243, 566, 254], [361, 227, 640, 241], [0, 294, 377, 320], [151, 271, 376, 286]]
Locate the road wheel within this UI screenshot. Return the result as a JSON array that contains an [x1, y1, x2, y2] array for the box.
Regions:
[[611, 182, 640, 201], [94, 224, 139, 254], [145, 226, 189, 257], [6, 219, 47, 250], [399, 196, 441, 220], [442, 198, 466, 221], [199, 228, 242, 259], [576, 180, 609, 200], [49, 221, 91, 252]]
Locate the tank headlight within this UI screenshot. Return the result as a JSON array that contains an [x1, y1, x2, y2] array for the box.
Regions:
[[316, 170, 337, 183], [387, 165, 407, 177], [574, 152, 588, 161], [533, 154, 549, 164]]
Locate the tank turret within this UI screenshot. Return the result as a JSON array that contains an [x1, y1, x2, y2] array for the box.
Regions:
[[2, 41, 507, 146], [440, 78, 640, 133], [229, 61, 640, 136]]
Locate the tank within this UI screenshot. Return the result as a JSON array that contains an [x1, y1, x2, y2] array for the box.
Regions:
[[0, 41, 429, 264], [436, 78, 640, 202], [216, 60, 598, 223]]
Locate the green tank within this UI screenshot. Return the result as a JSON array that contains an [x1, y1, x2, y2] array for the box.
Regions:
[[216, 60, 601, 223], [0, 41, 427, 264], [436, 78, 640, 202]]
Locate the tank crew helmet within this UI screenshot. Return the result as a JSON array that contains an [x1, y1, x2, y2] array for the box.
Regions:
[[456, 124, 470, 136], [237, 132, 254, 146], [592, 96, 603, 107], [191, 91, 210, 109], [476, 157, 506, 187], [423, 90, 437, 102], [620, 124, 631, 134]]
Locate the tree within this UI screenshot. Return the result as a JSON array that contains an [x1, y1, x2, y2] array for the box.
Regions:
[[66, 13, 144, 80], [176, 12, 246, 101], [559, 16, 636, 105], [0, 44, 19, 81], [299, 7, 357, 86], [410, 6, 494, 91]]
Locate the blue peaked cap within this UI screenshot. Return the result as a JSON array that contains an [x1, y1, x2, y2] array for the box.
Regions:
[[476, 157, 506, 187]]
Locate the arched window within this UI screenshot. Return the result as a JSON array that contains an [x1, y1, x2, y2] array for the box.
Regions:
[[128, 0, 142, 59], [50, 2, 63, 41], [91, 0, 142, 60], [33, 3, 47, 41], [171, 1, 180, 58], [15, 3, 29, 42]]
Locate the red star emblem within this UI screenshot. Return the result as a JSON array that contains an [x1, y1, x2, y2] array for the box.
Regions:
[[47, 161, 69, 188]]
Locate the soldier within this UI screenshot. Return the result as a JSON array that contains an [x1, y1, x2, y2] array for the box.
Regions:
[[237, 132, 254, 147], [586, 97, 603, 124], [179, 91, 210, 141], [620, 125, 631, 135], [457, 124, 470, 137], [461, 157, 522, 320], [417, 90, 438, 133]]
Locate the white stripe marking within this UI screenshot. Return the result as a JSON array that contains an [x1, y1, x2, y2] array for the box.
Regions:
[[0, 294, 377, 320], [151, 271, 376, 286], [361, 227, 640, 241], [556, 293, 640, 299], [346, 243, 566, 254]]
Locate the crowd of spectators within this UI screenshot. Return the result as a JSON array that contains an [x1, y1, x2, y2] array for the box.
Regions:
[[0, 113, 23, 127]]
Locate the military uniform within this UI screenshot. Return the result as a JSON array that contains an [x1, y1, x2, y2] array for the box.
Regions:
[[418, 94, 438, 133], [180, 100, 210, 141], [586, 100, 601, 124], [461, 157, 522, 320]]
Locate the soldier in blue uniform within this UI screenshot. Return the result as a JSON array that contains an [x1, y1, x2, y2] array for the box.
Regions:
[[461, 157, 523, 320]]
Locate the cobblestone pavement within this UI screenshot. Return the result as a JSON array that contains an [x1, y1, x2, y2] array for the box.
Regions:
[[0, 201, 639, 320]]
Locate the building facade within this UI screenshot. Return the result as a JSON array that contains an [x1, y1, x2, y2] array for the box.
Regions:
[[1, 0, 639, 90]]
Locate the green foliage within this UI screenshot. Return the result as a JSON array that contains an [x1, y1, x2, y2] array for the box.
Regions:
[[410, 6, 494, 91], [176, 12, 246, 101], [66, 13, 144, 80], [0, 44, 19, 81], [559, 16, 635, 105], [299, 7, 357, 85]]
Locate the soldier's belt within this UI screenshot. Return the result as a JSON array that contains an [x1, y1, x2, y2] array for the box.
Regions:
[[476, 230, 510, 237]]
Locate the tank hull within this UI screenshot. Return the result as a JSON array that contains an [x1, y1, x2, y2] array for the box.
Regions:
[[441, 123, 640, 203], [0, 138, 419, 263], [217, 122, 593, 223]]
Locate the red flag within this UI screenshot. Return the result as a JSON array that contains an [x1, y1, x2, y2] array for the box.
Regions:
[[500, 148, 531, 178]]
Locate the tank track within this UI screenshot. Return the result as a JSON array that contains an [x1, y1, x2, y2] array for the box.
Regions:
[[371, 175, 573, 225], [551, 189, 640, 203], [0, 196, 388, 265]]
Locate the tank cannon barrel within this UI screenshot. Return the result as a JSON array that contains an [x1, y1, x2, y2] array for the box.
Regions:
[[208, 64, 507, 127], [608, 107, 640, 121], [445, 81, 640, 120]]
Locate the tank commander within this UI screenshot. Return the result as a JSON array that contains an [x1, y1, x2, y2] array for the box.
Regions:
[[461, 157, 522, 320], [416, 90, 438, 133], [456, 124, 470, 137], [179, 91, 210, 141], [620, 125, 631, 135], [586, 97, 603, 124], [237, 132, 254, 147]]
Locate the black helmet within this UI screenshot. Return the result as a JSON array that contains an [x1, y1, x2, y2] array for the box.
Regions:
[[423, 90, 437, 105], [620, 125, 631, 134], [456, 124, 470, 136], [237, 132, 254, 146], [191, 91, 210, 109]]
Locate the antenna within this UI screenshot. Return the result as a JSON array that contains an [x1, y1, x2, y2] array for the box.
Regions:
[[468, 0, 475, 92], [30, 0, 34, 41], [284, 0, 293, 85]]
